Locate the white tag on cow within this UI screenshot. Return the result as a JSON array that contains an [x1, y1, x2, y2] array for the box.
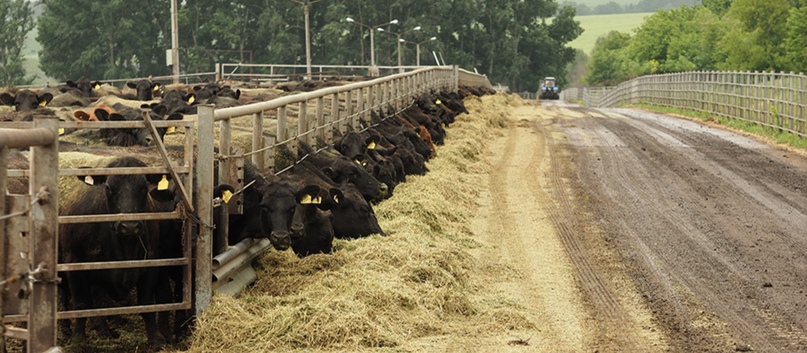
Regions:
[[158, 175, 169, 190], [367, 141, 376, 149], [84, 175, 94, 185], [222, 190, 233, 203]]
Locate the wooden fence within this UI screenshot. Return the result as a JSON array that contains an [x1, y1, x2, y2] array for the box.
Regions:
[[561, 71, 807, 138], [0, 66, 491, 351]]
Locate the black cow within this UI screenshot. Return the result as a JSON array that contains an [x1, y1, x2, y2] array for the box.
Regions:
[[225, 162, 322, 251], [299, 140, 389, 203], [286, 158, 386, 239], [0, 90, 54, 112], [91, 103, 183, 147], [126, 79, 162, 101], [66, 77, 103, 97], [59, 157, 176, 347]]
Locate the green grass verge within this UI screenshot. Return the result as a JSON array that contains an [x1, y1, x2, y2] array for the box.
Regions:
[[630, 103, 807, 150]]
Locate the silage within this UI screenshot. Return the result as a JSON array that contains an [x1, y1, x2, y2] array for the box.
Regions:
[[178, 93, 535, 353]]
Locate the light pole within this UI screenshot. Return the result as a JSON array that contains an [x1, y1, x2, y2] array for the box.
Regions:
[[400, 37, 436, 66], [346, 17, 398, 76], [170, 0, 179, 84], [379, 26, 421, 73], [291, 0, 324, 80]]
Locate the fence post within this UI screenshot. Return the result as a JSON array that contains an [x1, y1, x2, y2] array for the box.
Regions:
[[28, 115, 59, 353], [195, 105, 215, 317], [252, 112, 263, 170]]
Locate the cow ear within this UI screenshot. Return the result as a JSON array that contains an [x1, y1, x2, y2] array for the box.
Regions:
[[297, 185, 322, 205], [328, 188, 344, 205], [126, 81, 137, 89], [93, 81, 103, 89], [38, 93, 54, 106], [234, 89, 241, 100], [151, 104, 168, 116], [365, 135, 379, 150], [214, 184, 236, 204], [166, 113, 183, 121], [149, 188, 176, 203], [66, 80, 77, 88], [186, 93, 196, 104], [94, 109, 111, 121], [73, 110, 91, 121], [0, 93, 14, 106], [77, 173, 106, 186], [152, 82, 161, 92], [145, 174, 172, 189]]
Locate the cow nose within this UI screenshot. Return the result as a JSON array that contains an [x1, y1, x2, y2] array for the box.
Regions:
[[142, 135, 154, 146], [378, 183, 389, 195], [270, 231, 291, 251], [115, 221, 143, 236], [291, 224, 305, 240]]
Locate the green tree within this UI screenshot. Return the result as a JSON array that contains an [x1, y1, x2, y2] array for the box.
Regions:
[[783, 1, 807, 69], [37, 0, 171, 81], [720, 0, 792, 71], [703, 0, 733, 16], [584, 31, 636, 86], [0, 0, 34, 86]]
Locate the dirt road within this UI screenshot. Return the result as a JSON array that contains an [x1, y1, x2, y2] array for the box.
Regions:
[[468, 98, 807, 352]]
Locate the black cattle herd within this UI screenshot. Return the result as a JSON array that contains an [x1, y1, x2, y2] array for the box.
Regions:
[[1, 77, 494, 349]]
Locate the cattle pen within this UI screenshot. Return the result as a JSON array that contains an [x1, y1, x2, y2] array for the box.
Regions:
[[0, 66, 492, 352]]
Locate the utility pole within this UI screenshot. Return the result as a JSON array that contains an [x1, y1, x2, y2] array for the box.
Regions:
[[291, 0, 324, 80], [171, 0, 180, 84]]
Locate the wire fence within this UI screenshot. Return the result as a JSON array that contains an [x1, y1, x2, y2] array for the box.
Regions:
[[561, 71, 807, 138]]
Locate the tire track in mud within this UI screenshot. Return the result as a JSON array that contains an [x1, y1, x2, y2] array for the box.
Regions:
[[480, 116, 586, 352], [565, 107, 807, 352], [526, 108, 657, 351]]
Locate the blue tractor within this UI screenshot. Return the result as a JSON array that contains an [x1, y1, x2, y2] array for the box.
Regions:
[[539, 77, 560, 100]]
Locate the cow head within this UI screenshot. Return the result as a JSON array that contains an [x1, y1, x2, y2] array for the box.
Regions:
[[1, 90, 53, 112], [322, 157, 388, 203], [66, 77, 103, 97], [126, 79, 161, 101], [329, 183, 385, 239]]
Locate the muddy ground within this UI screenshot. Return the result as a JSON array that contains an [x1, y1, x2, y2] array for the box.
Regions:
[[472, 98, 807, 352]]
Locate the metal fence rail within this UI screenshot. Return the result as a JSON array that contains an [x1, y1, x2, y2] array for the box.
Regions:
[[570, 71, 807, 138]]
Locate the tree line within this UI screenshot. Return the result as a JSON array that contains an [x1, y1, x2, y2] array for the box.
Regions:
[[0, 0, 584, 93], [583, 0, 807, 86], [561, 0, 692, 16]]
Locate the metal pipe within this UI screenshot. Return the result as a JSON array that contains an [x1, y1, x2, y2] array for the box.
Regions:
[[0, 128, 56, 149]]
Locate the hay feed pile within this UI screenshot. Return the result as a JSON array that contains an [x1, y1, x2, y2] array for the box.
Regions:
[[173, 93, 530, 353]]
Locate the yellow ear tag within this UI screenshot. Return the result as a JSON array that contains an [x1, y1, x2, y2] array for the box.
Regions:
[[300, 194, 313, 204], [222, 190, 233, 203], [38, 100, 47, 107], [158, 175, 169, 190], [58, 128, 65, 135], [153, 84, 161, 92], [188, 96, 195, 104], [167, 126, 176, 134], [354, 159, 361, 165], [84, 175, 94, 185], [94, 83, 101, 89], [435, 99, 442, 105], [367, 141, 376, 149], [332, 194, 340, 204]]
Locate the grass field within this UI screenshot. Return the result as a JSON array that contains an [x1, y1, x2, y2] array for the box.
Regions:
[[568, 12, 653, 54]]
